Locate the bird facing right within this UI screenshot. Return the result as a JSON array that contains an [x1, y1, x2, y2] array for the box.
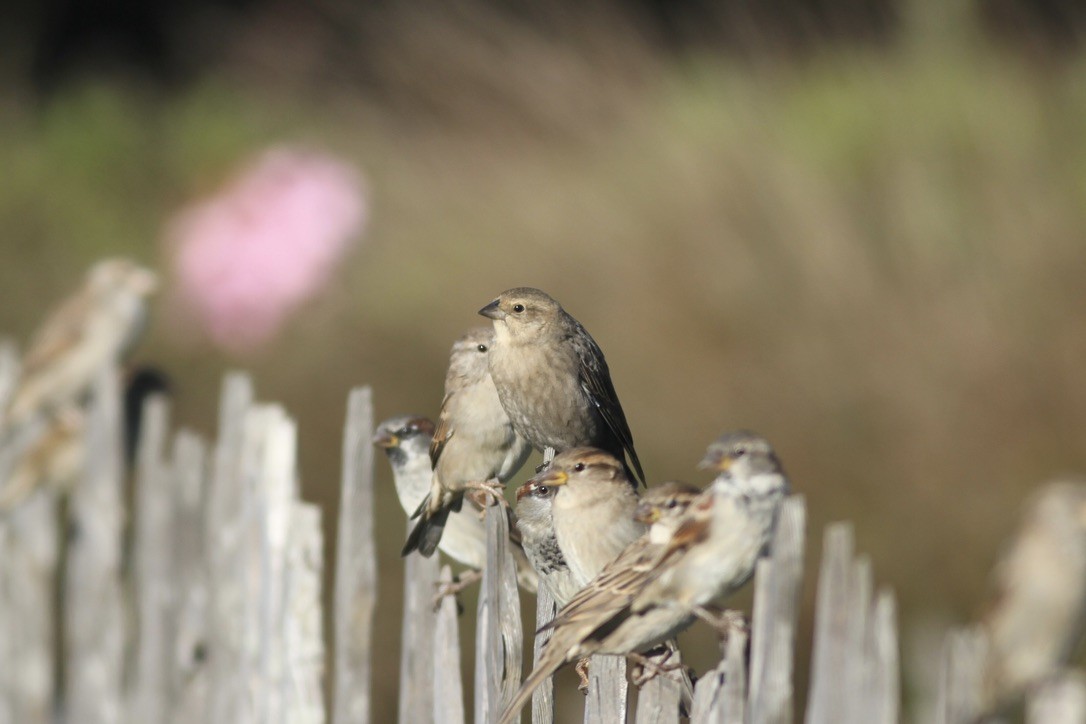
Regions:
[[478, 287, 644, 485], [498, 481, 702, 724], [4, 259, 158, 434], [403, 327, 531, 558]]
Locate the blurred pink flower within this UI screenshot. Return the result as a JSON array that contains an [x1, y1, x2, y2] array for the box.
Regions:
[[168, 147, 367, 352]]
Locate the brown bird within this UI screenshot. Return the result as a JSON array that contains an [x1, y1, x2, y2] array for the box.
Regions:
[[530, 447, 646, 588], [981, 479, 1086, 712], [479, 288, 644, 485], [514, 478, 580, 607], [498, 481, 701, 724], [3, 258, 158, 434], [632, 431, 790, 621], [403, 328, 532, 557], [376, 414, 538, 593]]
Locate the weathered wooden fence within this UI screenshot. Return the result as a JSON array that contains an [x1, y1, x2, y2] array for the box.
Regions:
[[1, 362, 1084, 723]]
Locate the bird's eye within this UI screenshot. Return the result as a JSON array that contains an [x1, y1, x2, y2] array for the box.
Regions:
[[536, 486, 549, 496], [573, 462, 586, 472], [734, 447, 747, 457], [477, 344, 487, 352], [512, 304, 525, 313], [667, 500, 677, 508]]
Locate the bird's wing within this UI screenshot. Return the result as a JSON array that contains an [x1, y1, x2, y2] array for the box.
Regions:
[[540, 537, 661, 633], [573, 324, 645, 485], [20, 290, 91, 377], [429, 392, 455, 467]]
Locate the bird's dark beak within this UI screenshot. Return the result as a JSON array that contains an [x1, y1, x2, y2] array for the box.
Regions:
[[373, 431, 398, 449], [478, 299, 506, 320], [699, 450, 731, 472], [633, 502, 661, 524], [515, 482, 533, 502]]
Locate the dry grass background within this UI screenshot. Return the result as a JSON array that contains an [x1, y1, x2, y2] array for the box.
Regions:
[[2, 2, 1086, 718]]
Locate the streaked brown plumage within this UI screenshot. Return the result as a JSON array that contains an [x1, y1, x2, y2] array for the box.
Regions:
[[499, 481, 701, 724], [479, 288, 644, 485], [377, 413, 538, 593], [981, 479, 1086, 712], [531, 447, 646, 588], [3, 258, 157, 434], [403, 328, 531, 557]]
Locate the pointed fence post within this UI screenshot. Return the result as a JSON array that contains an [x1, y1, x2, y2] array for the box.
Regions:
[[63, 366, 125, 724], [433, 566, 466, 724], [399, 523, 439, 724], [531, 588, 557, 724], [205, 373, 253, 724], [170, 431, 211, 723], [748, 496, 806, 724], [127, 394, 173, 722], [333, 387, 377, 724], [477, 497, 523, 723]]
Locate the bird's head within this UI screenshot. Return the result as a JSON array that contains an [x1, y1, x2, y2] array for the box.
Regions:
[[478, 287, 563, 342], [634, 480, 702, 524], [374, 415, 434, 466], [699, 430, 788, 497], [446, 326, 494, 385]]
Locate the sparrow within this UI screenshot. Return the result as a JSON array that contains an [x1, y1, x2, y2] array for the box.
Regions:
[[514, 479, 579, 608], [0, 365, 172, 512], [530, 447, 647, 589], [632, 431, 791, 623], [375, 414, 537, 593], [3, 258, 158, 434], [980, 479, 1086, 711], [478, 288, 644, 486], [402, 327, 531, 558], [498, 481, 702, 724]]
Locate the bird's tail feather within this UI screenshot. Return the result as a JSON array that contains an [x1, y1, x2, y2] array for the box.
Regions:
[[402, 505, 450, 557], [497, 649, 566, 724]]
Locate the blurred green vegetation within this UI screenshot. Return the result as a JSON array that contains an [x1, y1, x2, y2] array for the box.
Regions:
[[3, 5, 1086, 718]]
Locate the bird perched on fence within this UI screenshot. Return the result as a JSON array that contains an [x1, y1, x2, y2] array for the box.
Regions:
[[478, 288, 644, 486], [632, 431, 790, 626], [402, 327, 532, 558], [515, 478, 579, 607], [498, 481, 701, 724], [529, 447, 647, 589], [980, 478, 1086, 713], [375, 414, 537, 593], [2, 258, 158, 436], [0, 365, 172, 513]]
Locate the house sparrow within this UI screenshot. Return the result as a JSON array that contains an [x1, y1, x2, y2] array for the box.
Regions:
[[514, 480, 580, 608], [402, 328, 531, 558], [375, 415, 537, 592], [498, 481, 701, 724], [981, 479, 1086, 711], [530, 447, 646, 588], [4, 259, 158, 434], [0, 365, 172, 512], [478, 288, 644, 486], [632, 431, 790, 622]]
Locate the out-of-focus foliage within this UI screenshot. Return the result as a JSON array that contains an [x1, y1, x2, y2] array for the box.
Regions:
[[2, 2, 1086, 718]]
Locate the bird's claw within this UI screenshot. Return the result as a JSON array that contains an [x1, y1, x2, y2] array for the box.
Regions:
[[575, 657, 591, 694], [628, 648, 683, 687], [694, 606, 748, 644], [432, 569, 482, 609], [465, 479, 507, 514]]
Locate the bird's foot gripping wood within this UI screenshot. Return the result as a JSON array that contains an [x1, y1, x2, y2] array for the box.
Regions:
[[465, 478, 508, 515], [694, 606, 748, 644], [628, 647, 684, 687], [432, 569, 483, 609], [575, 657, 591, 694]]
